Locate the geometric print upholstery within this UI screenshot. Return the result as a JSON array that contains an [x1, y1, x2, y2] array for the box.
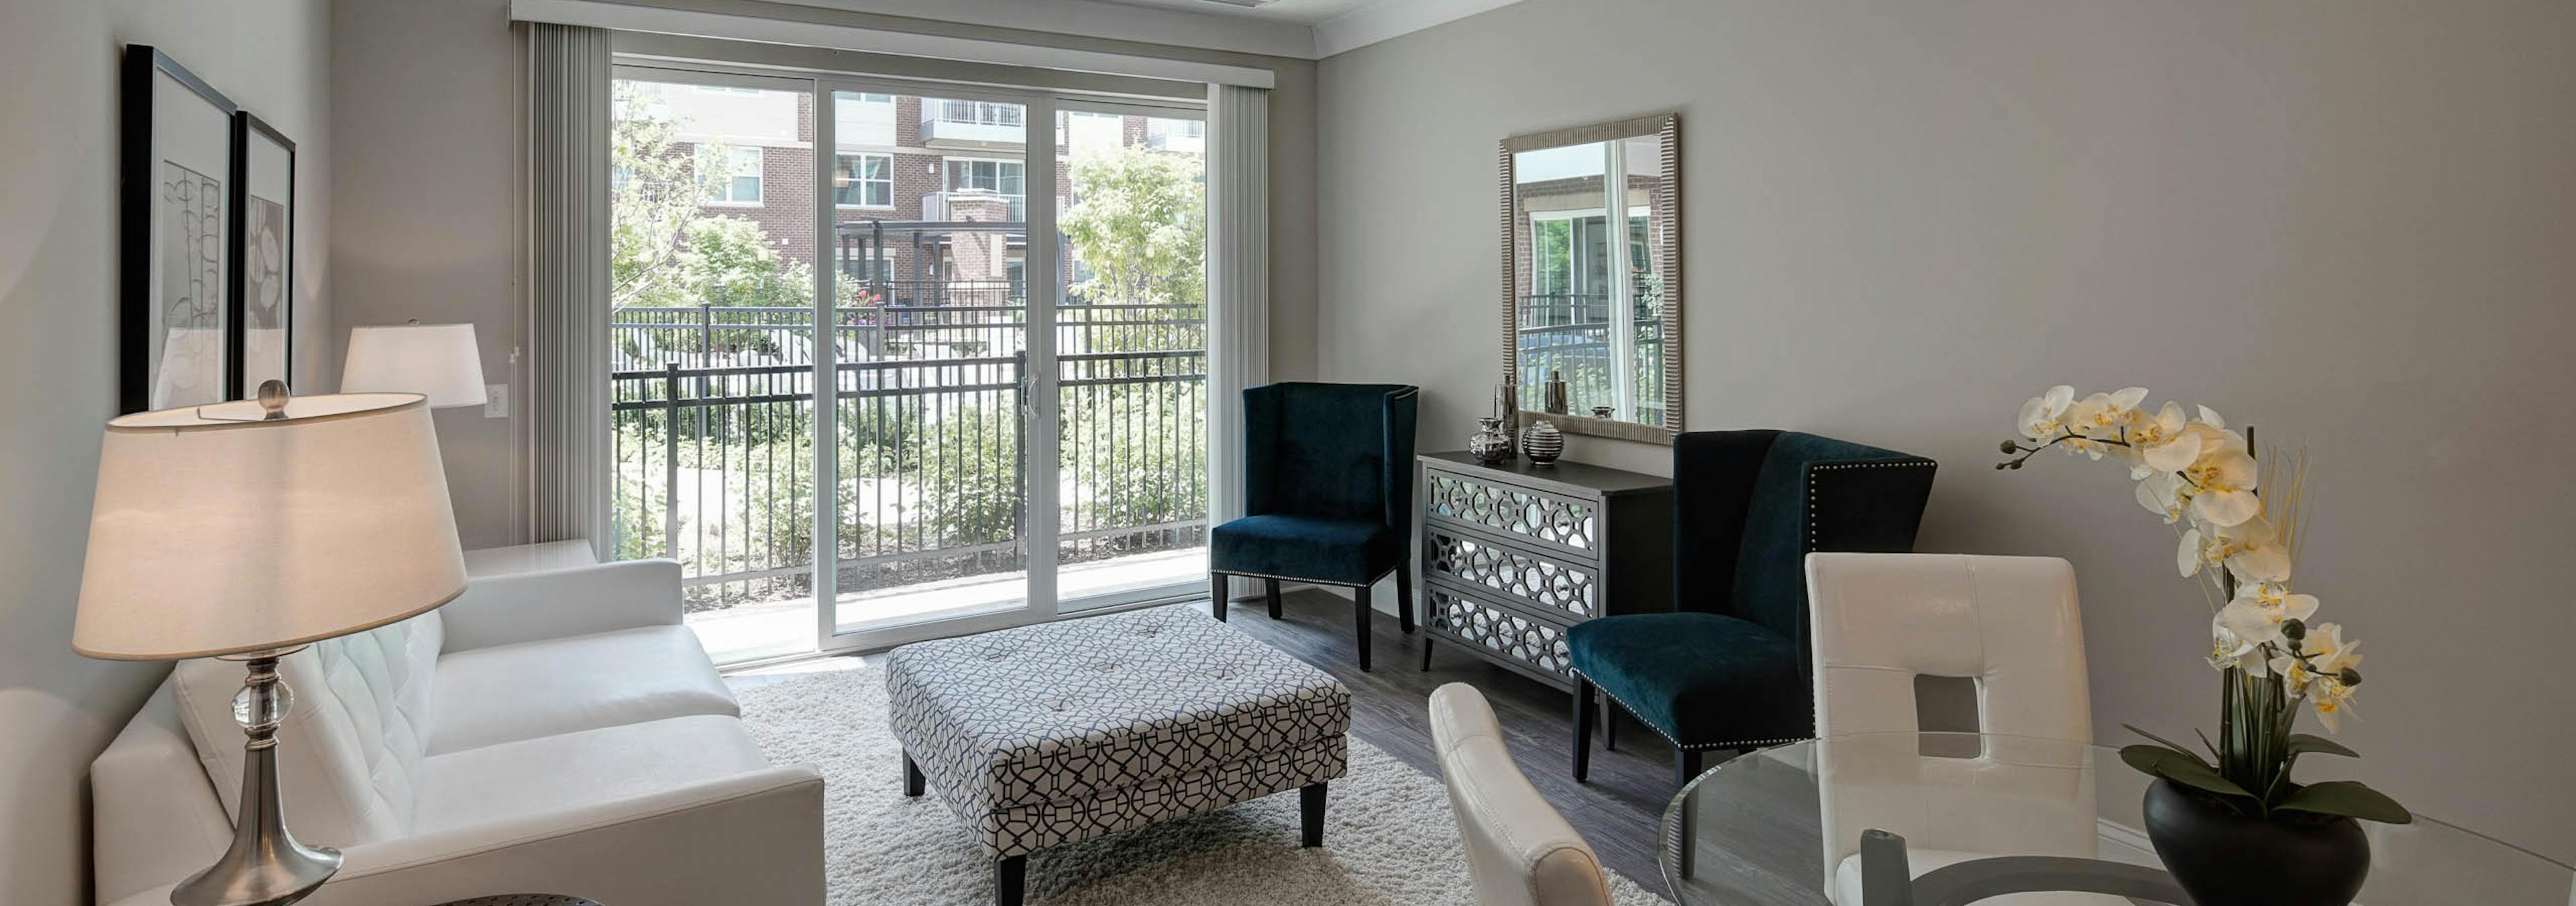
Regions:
[[172, 611, 444, 846], [885, 605, 1350, 856]]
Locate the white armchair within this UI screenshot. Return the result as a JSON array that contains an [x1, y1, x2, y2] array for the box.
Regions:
[[90, 559, 824, 906]]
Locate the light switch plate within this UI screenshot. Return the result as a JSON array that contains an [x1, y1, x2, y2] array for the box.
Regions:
[[484, 384, 509, 419]]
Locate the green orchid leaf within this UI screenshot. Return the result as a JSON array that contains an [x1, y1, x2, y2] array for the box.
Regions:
[[2277, 781, 2414, 824], [2286, 734, 2360, 758], [2121, 745, 2254, 801], [2122, 724, 2212, 766]]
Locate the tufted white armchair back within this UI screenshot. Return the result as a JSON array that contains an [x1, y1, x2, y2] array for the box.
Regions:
[[170, 611, 444, 846]]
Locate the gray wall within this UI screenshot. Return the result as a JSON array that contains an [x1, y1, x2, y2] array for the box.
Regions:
[[1318, 0, 2576, 862], [0, 1, 333, 903], [331, 0, 1323, 550]]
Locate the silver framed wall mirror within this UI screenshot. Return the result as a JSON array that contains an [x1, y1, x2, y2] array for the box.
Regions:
[[1500, 113, 1680, 444]]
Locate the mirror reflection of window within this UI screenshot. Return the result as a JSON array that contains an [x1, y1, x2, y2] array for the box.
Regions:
[[1509, 131, 1670, 429]]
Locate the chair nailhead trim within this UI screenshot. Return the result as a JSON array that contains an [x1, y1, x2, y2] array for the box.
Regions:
[[1573, 668, 1811, 752]]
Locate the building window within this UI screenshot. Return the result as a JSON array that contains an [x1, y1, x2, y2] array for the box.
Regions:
[[694, 84, 760, 96], [945, 158, 1026, 218], [698, 146, 763, 203], [945, 158, 1023, 195], [835, 153, 891, 207]]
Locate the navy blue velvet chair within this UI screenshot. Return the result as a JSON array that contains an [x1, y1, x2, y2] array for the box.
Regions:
[[1566, 430, 1935, 786], [1209, 383, 1419, 670]]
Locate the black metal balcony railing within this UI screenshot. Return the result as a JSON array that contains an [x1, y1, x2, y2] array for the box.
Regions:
[[1515, 293, 1666, 423], [608, 295, 1206, 611]]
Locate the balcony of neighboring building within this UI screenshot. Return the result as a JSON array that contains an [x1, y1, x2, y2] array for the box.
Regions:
[[919, 99, 1027, 150]]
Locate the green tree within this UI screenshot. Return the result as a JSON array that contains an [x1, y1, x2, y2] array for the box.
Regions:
[[1061, 146, 1205, 312]]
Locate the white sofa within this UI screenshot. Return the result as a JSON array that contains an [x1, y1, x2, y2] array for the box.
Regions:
[[89, 559, 825, 906]]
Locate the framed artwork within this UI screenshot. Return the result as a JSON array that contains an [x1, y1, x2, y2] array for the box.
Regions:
[[121, 46, 238, 413], [233, 113, 295, 395]]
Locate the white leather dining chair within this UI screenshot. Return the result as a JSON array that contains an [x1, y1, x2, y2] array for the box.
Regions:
[[1805, 552, 2123, 906], [1429, 683, 1616, 906]]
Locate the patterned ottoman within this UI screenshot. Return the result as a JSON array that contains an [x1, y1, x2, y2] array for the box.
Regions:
[[886, 605, 1352, 906]]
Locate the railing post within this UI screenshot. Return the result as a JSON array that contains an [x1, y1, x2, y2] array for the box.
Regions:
[[663, 361, 681, 561]]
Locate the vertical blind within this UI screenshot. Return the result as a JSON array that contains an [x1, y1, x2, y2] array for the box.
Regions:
[[1205, 84, 1270, 599], [525, 22, 614, 556]]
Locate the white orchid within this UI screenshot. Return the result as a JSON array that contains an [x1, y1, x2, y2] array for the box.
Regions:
[[2206, 623, 2265, 674], [2018, 385, 2076, 444], [2002, 390, 2404, 819], [2061, 388, 2147, 459], [2182, 446, 2261, 527], [2135, 470, 2189, 523], [2176, 515, 2290, 583], [2273, 622, 2364, 731], [2121, 401, 2204, 479], [2217, 583, 2318, 648]]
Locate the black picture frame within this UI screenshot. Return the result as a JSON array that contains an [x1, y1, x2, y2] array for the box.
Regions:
[[120, 45, 239, 413], [232, 112, 296, 397]]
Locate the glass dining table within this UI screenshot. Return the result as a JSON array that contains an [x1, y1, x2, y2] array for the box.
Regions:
[[1660, 732, 2573, 906]]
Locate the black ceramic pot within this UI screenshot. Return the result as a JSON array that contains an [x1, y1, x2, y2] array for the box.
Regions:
[[2143, 779, 2370, 906]]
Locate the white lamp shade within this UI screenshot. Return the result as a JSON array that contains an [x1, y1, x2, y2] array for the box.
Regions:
[[341, 323, 488, 408], [72, 393, 468, 660]]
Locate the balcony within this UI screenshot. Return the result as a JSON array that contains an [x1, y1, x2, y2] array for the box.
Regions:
[[606, 289, 1208, 662], [919, 99, 1026, 150]]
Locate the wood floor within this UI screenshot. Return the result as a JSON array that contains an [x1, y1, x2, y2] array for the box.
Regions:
[[1218, 586, 1684, 890]]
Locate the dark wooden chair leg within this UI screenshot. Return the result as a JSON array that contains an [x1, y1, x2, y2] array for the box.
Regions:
[[1299, 782, 1328, 847], [1572, 674, 1597, 783], [1602, 694, 1617, 752], [1675, 747, 1705, 788], [1210, 572, 1228, 621], [995, 855, 1026, 906], [1352, 585, 1373, 671], [1265, 578, 1283, 619], [1395, 568, 1415, 634], [904, 752, 924, 797], [1419, 634, 1436, 672]]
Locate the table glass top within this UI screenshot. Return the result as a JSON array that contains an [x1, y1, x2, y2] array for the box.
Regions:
[[1660, 732, 2573, 906]]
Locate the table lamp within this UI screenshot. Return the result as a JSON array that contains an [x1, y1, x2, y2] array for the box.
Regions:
[[72, 381, 466, 906], [340, 321, 487, 408]]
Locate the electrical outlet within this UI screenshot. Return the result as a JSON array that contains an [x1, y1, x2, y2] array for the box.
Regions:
[[484, 384, 509, 419]]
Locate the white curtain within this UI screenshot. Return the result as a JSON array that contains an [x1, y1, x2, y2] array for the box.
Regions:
[[524, 23, 613, 558], [1205, 84, 1269, 599]]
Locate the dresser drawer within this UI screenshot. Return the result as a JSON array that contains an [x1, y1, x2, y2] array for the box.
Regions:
[[1423, 468, 1599, 557], [1426, 585, 1574, 681], [1422, 525, 1599, 619]]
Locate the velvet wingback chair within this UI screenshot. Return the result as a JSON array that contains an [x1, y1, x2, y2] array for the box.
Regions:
[[1566, 430, 1935, 786], [1210, 382, 1419, 670]]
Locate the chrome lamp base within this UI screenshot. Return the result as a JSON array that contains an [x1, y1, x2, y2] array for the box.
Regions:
[[172, 652, 341, 906]]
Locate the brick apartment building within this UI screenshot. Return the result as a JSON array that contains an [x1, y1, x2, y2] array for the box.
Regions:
[[648, 83, 1203, 307]]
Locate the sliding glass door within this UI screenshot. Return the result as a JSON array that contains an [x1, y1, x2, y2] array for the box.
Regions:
[[608, 64, 1211, 662]]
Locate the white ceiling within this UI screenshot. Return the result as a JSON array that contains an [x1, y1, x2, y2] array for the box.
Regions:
[[769, 0, 1527, 59]]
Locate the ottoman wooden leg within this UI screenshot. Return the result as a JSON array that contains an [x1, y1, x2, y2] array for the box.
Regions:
[[995, 855, 1026, 906], [904, 752, 924, 797], [1210, 572, 1229, 621], [1301, 782, 1328, 847], [1265, 578, 1282, 619]]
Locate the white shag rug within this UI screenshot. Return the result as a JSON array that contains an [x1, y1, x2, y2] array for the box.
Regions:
[[733, 668, 1673, 906]]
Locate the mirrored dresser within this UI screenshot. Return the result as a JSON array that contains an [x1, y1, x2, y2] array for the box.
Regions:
[[1415, 451, 1674, 687]]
